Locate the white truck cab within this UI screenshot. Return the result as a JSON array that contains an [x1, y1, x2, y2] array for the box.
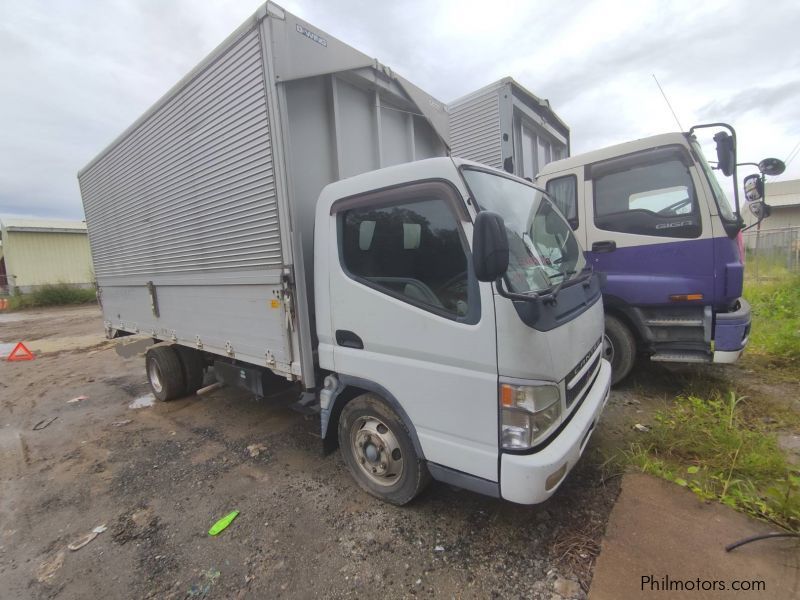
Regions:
[[314, 157, 610, 504]]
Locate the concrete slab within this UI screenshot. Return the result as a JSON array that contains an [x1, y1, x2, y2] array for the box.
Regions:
[[27, 334, 110, 354], [590, 473, 799, 599]]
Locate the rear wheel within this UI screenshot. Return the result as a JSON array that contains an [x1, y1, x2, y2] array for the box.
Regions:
[[604, 315, 636, 386], [176, 346, 206, 395], [338, 393, 430, 505], [145, 346, 185, 401]]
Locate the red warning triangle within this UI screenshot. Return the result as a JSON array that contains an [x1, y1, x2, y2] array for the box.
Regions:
[[7, 342, 35, 362]]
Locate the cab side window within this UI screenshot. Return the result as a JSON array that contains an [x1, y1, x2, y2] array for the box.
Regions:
[[546, 175, 578, 229], [340, 197, 470, 318], [593, 156, 701, 238]]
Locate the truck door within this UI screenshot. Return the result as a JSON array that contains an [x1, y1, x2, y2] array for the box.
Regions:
[[582, 146, 714, 307], [327, 180, 500, 482]]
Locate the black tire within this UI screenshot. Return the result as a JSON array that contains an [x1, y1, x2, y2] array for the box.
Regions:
[[176, 346, 206, 395], [604, 315, 636, 386], [338, 393, 430, 505], [145, 346, 186, 401]]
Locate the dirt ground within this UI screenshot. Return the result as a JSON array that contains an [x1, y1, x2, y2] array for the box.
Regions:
[[0, 305, 795, 599]]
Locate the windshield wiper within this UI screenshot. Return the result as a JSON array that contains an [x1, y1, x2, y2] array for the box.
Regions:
[[542, 263, 598, 303], [540, 270, 577, 304], [496, 266, 593, 305]]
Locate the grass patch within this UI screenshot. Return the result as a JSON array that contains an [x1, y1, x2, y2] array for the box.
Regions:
[[605, 271, 800, 533], [744, 273, 800, 364], [621, 392, 799, 532], [743, 254, 798, 282], [7, 283, 97, 310]]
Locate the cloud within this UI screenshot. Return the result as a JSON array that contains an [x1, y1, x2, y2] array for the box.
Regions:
[[697, 80, 800, 121], [2, 0, 800, 219]]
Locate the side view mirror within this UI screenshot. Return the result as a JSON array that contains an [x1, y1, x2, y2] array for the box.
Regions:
[[758, 157, 786, 176], [714, 131, 735, 176], [748, 201, 771, 222], [472, 211, 509, 282], [743, 174, 763, 202]]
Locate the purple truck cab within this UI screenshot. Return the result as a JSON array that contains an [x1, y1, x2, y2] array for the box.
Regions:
[[537, 128, 754, 384]]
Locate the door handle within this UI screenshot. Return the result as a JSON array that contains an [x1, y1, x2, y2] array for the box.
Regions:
[[335, 330, 364, 350], [591, 240, 617, 253]]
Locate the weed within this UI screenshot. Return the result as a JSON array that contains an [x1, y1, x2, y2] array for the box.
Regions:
[[7, 283, 96, 309], [620, 392, 799, 532], [744, 273, 800, 363]]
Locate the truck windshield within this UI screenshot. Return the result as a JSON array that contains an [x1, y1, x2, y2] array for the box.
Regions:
[[462, 168, 586, 294], [690, 139, 737, 223]]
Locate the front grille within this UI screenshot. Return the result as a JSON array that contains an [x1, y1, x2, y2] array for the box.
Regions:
[[566, 339, 601, 408]]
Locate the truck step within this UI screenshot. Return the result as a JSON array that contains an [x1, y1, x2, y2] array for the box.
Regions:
[[650, 352, 711, 364], [645, 318, 703, 327]]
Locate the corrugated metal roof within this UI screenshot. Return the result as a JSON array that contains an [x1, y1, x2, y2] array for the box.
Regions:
[[0, 218, 87, 233], [765, 179, 800, 208]]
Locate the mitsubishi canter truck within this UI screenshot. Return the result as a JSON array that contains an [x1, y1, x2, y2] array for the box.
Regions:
[[537, 125, 765, 383], [78, 2, 611, 505]]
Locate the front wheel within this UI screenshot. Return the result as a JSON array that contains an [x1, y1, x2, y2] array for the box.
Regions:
[[338, 393, 430, 505], [604, 315, 636, 386]]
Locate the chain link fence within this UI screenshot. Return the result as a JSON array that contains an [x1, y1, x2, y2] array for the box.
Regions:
[[742, 226, 800, 279]]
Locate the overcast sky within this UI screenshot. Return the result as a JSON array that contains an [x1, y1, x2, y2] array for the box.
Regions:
[[1, 0, 799, 220]]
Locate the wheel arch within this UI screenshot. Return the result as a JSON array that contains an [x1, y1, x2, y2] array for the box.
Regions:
[[321, 374, 425, 460], [602, 295, 645, 349]]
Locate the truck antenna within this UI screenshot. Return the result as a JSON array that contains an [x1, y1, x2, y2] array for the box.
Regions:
[[652, 74, 684, 131]]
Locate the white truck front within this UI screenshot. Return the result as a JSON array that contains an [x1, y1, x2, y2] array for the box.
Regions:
[[314, 157, 611, 505]]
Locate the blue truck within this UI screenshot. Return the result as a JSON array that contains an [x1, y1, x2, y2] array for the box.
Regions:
[[536, 124, 778, 383]]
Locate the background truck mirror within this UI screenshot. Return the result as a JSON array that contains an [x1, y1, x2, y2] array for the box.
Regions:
[[714, 131, 735, 177], [748, 201, 770, 222], [472, 211, 509, 282], [757, 157, 786, 176], [743, 174, 763, 203]]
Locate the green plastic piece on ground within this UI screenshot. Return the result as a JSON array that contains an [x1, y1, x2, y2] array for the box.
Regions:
[[208, 510, 239, 536]]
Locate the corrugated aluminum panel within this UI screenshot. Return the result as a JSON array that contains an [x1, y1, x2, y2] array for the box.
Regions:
[[79, 26, 279, 280], [448, 91, 502, 169], [77, 4, 450, 382]]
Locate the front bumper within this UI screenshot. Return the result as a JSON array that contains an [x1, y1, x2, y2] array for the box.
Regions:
[[499, 359, 611, 504], [713, 297, 751, 363]]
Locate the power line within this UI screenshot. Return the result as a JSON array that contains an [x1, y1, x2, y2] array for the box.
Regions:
[[771, 139, 800, 180], [783, 139, 800, 168]]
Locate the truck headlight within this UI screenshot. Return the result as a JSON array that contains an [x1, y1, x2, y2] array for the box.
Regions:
[[499, 383, 562, 450]]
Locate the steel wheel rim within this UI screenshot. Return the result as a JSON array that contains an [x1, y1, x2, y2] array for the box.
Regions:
[[350, 415, 404, 487], [602, 333, 615, 366], [148, 361, 164, 394]]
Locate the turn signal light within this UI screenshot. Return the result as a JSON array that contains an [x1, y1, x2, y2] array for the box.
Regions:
[[545, 462, 569, 491], [669, 293, 703, 302], [500, 384, 514, 407]]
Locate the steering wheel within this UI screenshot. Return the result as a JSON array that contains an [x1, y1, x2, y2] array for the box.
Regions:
[[436, 271, 468, 295]]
